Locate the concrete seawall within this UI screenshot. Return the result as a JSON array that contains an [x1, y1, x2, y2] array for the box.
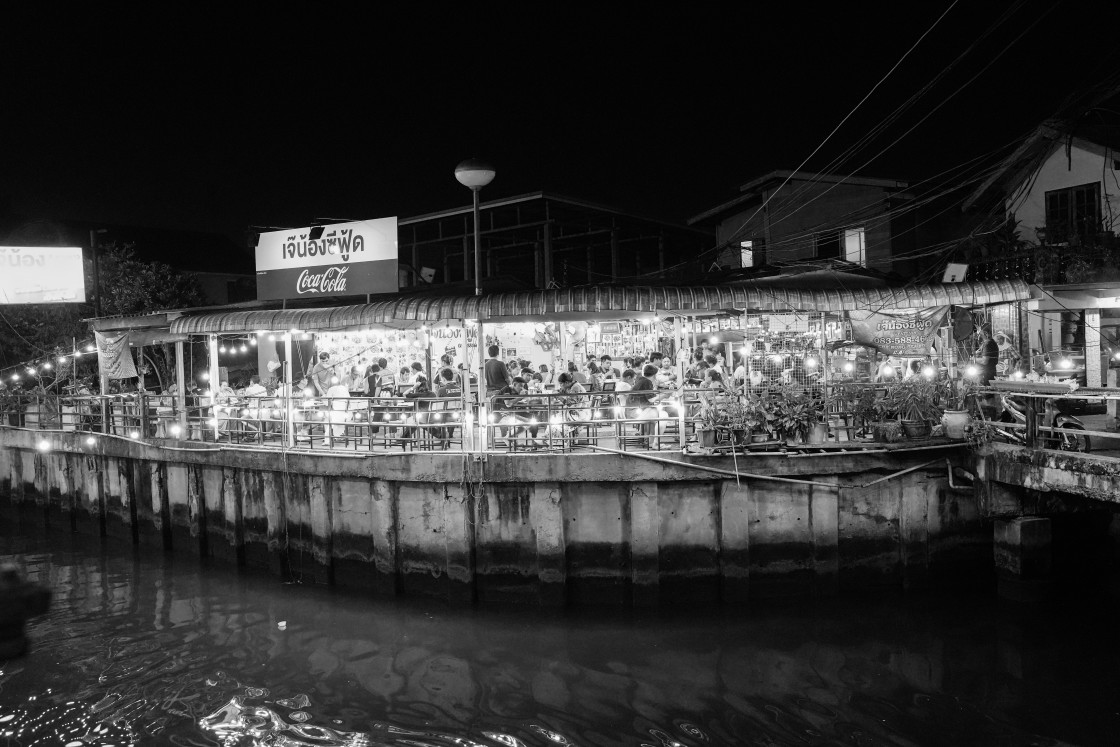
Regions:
[[0, 429, 989, 605]]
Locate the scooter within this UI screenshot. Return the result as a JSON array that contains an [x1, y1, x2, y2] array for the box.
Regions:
[[994, 393, 1090, 452]]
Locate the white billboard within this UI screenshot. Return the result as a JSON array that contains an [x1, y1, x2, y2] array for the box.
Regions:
[[254, 218, 398, 300], [0, 246, 87, 304]]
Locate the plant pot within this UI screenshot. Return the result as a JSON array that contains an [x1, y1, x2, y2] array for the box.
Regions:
[[941, 409, 969, 440], [901, 419, 931, 439], [785, 433, 803, 446], [808, 422, 830, 444], [750, 431, 770, 444], [731, 428, 748, 446], [873, 421, 902, 443], [697, 428, 717, 448]]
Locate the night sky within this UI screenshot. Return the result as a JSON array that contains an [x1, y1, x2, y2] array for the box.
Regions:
[[3, 2, 1118, 245]]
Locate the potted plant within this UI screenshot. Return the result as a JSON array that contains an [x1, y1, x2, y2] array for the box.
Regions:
[[772, 384, 823, 444], [695, 398, 723, 448], [884, 377, 943, 439], [941, 377, 974, 440], [725, 393, 775, 446]]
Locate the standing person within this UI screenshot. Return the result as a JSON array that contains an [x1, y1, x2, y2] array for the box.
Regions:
[[994, 330, 1021, 376], [310, 352, 333, 395], [484, 344, 513, 401], [973, 325, 999, 385], [376, 357, 395, 393], [433, 368, 462, 448], [324, 377, 351, 447], [364, 364, 381, 398]]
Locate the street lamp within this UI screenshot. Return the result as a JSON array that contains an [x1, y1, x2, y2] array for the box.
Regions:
[[454, 158, 495, 296]]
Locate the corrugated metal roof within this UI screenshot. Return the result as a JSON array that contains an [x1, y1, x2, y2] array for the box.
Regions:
[[169, 279, 1030, 334]]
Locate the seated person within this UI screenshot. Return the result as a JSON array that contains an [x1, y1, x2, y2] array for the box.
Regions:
[[556, 372, 590, 425], [402, 373, 434, 440]]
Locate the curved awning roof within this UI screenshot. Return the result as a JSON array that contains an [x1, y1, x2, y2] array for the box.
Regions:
[[169, 279, 1030, 334]]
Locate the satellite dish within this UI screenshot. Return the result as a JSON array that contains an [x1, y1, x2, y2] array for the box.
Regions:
[[952, 307, 974, 339]]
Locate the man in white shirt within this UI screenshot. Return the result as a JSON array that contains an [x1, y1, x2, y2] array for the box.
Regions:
[[324, 378, 351, 446]]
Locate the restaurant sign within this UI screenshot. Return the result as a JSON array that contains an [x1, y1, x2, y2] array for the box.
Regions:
[[0, 246, 86, 304], [254, 218, 398, 301], [848, 305, 949, 355]]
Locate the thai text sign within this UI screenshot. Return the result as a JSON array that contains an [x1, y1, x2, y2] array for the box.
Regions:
[[254, 218, 398, 301], [0, 246, 86, 304], [848, 306, 949, 355]]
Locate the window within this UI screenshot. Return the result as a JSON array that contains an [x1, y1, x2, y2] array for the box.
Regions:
[[815, 231, 840, 259], [1045, 182, 1101, 241], [843, 227, 866, 266], [739, 238, 765, 268]]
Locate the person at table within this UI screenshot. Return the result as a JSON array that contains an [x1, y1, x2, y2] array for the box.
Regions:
[[656, 358, 677, 389], [310, 352, 333, 396], [344, 365, 367, 396], [410, 361, 425, 384], [402, 373, 435, 441], [538, 363, 554, 386], [555, 372, 591, 426], [567, 360, 588, 386], [600, 355, 621, 379], [397, 367, 414, 395], [429, 368, 462, 448], [438, 353, 454, 380], [484, 344, 512, 402], [585, 361, 603, 392]]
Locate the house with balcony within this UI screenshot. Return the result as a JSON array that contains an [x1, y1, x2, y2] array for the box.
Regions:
[[963, 120, 1120, 387]]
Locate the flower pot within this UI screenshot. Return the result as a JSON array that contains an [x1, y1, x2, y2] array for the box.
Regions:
[[808, 422, 830, 444], [697, 428, 717, 448], [750, 431, 770, 444], [941, 409, 969, 440], [731, 428, 748, 446], [901, 419, 931, 439]]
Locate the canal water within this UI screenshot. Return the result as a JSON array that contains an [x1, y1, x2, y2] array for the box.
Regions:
[[1, 528, 1118, 747]]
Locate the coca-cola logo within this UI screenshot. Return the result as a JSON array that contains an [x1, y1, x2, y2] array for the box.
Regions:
[[296, 266, 349, 294]]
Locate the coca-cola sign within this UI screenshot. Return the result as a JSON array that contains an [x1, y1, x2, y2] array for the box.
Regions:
[[254, 218, 398, 301], [297, 266, 350, 294]]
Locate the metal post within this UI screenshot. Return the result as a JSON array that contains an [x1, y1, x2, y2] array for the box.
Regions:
[[284, 332, 295, 449], [473, 187, 482, 296], [1025, 397, 1038, 448], [175, 340, 187, 436], [89, 229, 102, 318], [208, 335, 221, 441], [477, 319, 486, 451]]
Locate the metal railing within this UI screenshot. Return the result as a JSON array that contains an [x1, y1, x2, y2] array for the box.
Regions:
[[0, 384, 980, 454]]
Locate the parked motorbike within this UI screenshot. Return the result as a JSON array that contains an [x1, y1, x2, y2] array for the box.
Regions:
[[993, 393, 1090, 452]]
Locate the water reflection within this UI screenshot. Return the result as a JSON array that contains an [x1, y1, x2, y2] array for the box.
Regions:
[[1, 530, 1117, 746]]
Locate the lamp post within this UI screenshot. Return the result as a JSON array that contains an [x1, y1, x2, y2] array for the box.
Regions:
[[455, 159, 495, 451], [454, 158, 495, 296]]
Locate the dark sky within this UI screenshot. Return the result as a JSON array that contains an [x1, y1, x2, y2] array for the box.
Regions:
[[3, 2, 1118, 245]]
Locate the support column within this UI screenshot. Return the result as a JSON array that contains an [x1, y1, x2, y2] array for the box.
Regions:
[[994, 517, 1052, 601], [1085, 309, 1102, 387], [543, 221, 553, 287], [610, 229, 619, 282], [208, 334, 220, 441], [284, 333, 295, 449], [175, 340, 187, 436]]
